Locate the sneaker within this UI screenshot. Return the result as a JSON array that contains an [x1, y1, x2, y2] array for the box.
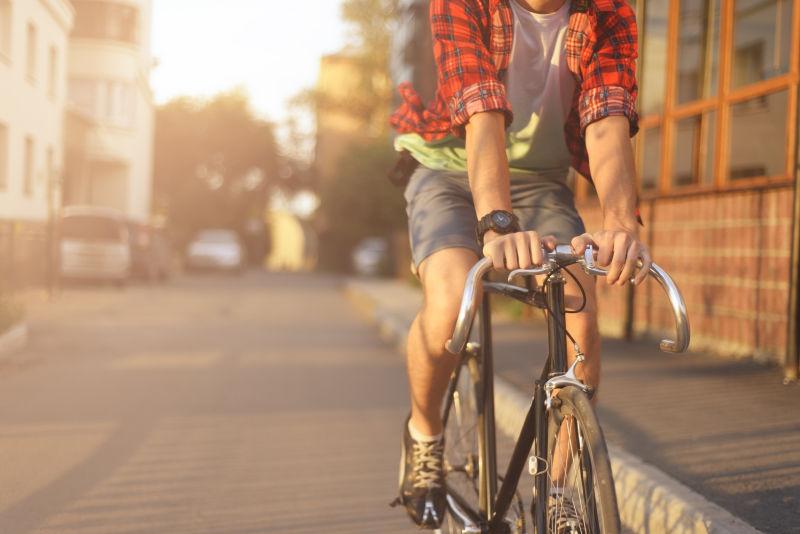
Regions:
[[547, 494, 585, 534], [392, 418, 446, 529]]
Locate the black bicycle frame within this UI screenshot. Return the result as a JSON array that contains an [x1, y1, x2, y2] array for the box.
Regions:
[[453, 271, 569, 533]]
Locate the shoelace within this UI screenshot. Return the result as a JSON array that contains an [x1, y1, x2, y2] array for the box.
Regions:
[[548, 496, 584, 534], [412, 441, 444, 489]]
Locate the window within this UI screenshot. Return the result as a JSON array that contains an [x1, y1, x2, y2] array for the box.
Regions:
[[23, 137, 34, 196], [672, 112, 717, 186], [728, 90, 789, 179], [48, 45, 57, 98], [46, 146, 54, 190], [26, 22, 36, 82], [0, 1, 11, 60], [0, 123, 7, 190], [69, 78, 99, 117], [676, 0, 721, 104], [105, 81, 135, 128], [72, 1, 139, 45], [732, 0, 793, 88], [641, 127, 662, 190], [640, 1, 669, 116], [626, 0, 799, 197], [69, 78, 136, 128]]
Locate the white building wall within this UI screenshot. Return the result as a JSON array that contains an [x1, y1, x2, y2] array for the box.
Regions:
[[66, 0, 154, 221], [0, 0, 73, 222]]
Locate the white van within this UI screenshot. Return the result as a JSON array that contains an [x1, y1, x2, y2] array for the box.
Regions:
[[59, 206, 131, 283]]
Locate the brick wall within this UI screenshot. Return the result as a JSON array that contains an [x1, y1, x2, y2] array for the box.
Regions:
[[578, 185, 794, 363]]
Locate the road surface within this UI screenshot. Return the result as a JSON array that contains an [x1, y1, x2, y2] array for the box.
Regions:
[[0, 272, 412, 533]]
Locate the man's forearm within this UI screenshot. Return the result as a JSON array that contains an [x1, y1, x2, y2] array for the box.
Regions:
[[465, 111, 511, 218], [584, 116, 639, 233]]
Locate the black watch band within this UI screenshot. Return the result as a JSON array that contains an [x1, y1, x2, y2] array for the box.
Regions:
[[476, 210, 520, 246]]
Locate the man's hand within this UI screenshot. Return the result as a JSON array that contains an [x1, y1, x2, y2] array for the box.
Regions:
[[571, 229, 651, 286], [483, 231, 558, 271]]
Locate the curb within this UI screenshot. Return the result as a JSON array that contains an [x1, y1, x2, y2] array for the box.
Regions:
[[0, 322, 28, 360], [344, 280, 761, 534]]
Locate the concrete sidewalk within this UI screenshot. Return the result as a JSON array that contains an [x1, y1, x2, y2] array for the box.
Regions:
[[344, 278, 798, 534]]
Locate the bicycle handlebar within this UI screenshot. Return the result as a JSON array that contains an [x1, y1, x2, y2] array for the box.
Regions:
[[444, 244, 690, 355]]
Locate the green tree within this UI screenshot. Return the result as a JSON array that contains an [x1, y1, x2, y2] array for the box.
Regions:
[[153, 90, 280, 250], [315, 139, 406, 271]]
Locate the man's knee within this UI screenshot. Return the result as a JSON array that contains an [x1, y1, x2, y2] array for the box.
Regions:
[[417, 248, 478, 356]]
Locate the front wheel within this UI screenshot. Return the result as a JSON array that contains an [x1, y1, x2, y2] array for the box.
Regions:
[[544, 386, 620, 534]]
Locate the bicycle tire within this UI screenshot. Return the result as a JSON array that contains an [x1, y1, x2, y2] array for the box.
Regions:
[[443, 355, 525, 534], [443, 355, 483, 533], [544, 386, 620, 534]]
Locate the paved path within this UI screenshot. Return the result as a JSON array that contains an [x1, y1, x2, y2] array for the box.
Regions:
[[0, 273, 412, 533], [347, 277, 800, 534]]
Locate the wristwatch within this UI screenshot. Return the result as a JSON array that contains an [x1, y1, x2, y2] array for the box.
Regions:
[[476, 210, 520, 246]]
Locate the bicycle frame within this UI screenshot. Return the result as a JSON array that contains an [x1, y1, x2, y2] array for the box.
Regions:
[[444, 270, 571, 533], [444, 246, 690, 533]]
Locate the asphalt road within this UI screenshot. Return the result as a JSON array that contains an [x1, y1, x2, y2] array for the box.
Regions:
[[0, 272, 413, 533]]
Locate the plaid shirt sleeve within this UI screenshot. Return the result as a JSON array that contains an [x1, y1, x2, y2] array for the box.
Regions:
[[430, 0, 513, 138], [578, 0, 639, 136]]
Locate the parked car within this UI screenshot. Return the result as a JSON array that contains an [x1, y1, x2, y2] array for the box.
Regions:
[[352, 237, 390, 276], [186, 229, 245, 273], [59, 206, 131, 284], [127, 221, 173, 282]]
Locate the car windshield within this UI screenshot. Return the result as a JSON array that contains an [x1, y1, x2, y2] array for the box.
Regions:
[[195, 230, 238, 243], [61, 215, 124, 241]]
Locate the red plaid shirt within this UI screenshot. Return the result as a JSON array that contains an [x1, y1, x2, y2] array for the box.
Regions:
[[389, 0, 639, 179]]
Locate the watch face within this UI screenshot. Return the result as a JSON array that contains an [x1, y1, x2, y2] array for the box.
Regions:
[[492, 211, 512, 229]]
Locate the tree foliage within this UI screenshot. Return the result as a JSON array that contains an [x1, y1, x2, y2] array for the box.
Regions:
[[315, 139, 406, 271], [341, 0, 396, 77], [153, 90, 279, 247]]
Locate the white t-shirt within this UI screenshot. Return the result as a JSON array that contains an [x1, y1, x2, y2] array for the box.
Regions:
[[505, 0, 575, 172]]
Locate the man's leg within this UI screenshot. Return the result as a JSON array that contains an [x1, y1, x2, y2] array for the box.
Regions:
[[550, 266, 600, 489], [406, 247, 479, 437], [404, 251, 600, 439], [397, 247, 477, 528], [564, 266, 600, 389]]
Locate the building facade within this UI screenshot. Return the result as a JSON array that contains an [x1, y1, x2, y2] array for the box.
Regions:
[[64, 0, 154, 221], [0, 0, 74, 287], [574, 0, 800, 375]]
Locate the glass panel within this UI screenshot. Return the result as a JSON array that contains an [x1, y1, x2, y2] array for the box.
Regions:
[[26, 23, 36, 81], [72, 1, 140, 45], [671, 112, 717, 186], [677, 0, 721, 104], [23, 137, 34, 195], [641, 127, 662, 189], [640, 0, 669, 115], [68, 79, 100, 118], [732, 0, 793, 88], [728, 90, 788, 179], [48, 46, 57, 97], [0, 1, 11, 57]]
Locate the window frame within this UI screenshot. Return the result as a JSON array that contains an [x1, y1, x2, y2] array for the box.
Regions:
[[631, 0, 800, 199], [26, 21, 36, 84]]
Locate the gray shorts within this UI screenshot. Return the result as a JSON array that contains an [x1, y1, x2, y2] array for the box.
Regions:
[[405, 167, 586, 268]]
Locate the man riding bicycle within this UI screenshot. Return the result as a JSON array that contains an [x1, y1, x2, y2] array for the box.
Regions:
[[389, 0, 651, 528]]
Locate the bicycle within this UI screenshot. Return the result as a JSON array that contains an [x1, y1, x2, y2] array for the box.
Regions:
[[441, 244, 690, 534]]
